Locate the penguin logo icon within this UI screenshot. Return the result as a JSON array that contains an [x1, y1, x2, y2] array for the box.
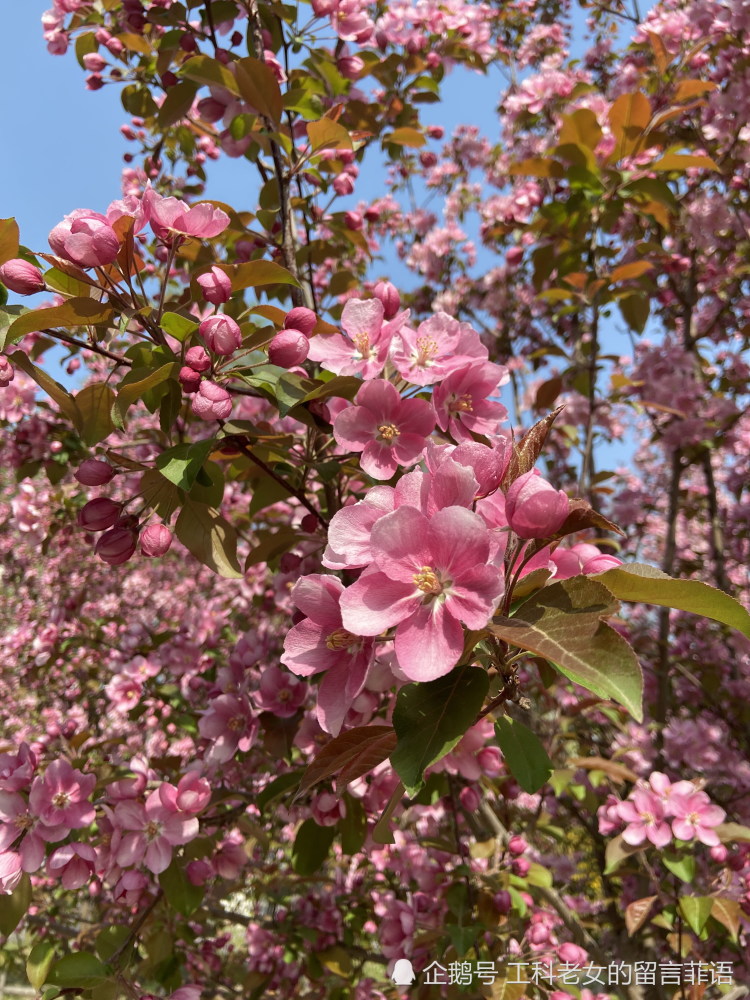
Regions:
[[392, 958, 416, 985]]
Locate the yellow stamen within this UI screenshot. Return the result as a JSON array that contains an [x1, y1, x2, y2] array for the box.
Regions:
[[378, 423, 400, 442], [413, 565, 442, 595]]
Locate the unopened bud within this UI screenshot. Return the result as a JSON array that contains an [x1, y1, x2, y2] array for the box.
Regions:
[[75, 458, 115, 487], [268, 329, 309, 368]]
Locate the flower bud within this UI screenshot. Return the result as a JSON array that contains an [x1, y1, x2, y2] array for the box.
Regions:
[[140, 523, 173, 557], [75, 458, 115, 487], [344, 210, 363, 230], [0, 259, 45, 295], [191, 380, 233, 421], [505, 469, 569, 539], [199, 314, 242, 356], [558, 943, 587, 965], [82, 53, 107, 72], [268, 329, 309, 368], [284, 306, 317, 337], [332, 173, 355, 196], [76, 498, 122, 532], [0, 356, 14, 387], [185, 345, 211, 372], [373, 280, 400, 319], [179, 366, 202, 393], [426, 125, 444, 139], [196, 265, 232, 305], [494, 890, 511, 914], [508, 835, 528, 855], [95, 527, 138, 565], [582, 553, 623, 574]]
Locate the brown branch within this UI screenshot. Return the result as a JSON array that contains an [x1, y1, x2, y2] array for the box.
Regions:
[[42, 328, 132, 367]]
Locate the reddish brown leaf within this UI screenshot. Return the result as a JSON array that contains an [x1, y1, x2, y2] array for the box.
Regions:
[[297, 725, 396, 799], [501, 406, 565, 490], [625, 896, 657, 936]]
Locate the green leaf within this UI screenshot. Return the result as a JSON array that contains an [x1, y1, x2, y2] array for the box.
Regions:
[[113, 362, 179, 425], [8, 352, 82, 428], [291, 819, 336, 875], [94, 926, 133, 963], [391, 665, 489, 796], [48, 953, 109, 990], [604, 833, 643, 874], [27, 941, 57, 991], [618, 291, 650, 333], [156, 439, 215, 491], [307, 117, 353, 153], [43, 266, 92, 298], [384, 126, 425, 148], [5, 297, 114, 341], [75, 383, 116, 445], [0, 873, 31, 935], [139, 469, 182, 520], [662, 850, 695, 884], [161, 311, 198, 342], [339, 795, 367, 855], [188, 460, 224, 507], [490, 577, 643, 721], [257, 771, 302, 813], [220, 260, 300, 292], [678, 896, 713, 936], [494, 716, 552, 793], [180, 54, 239, 95], [595, 563, 750, 641], [715, 821, 750, 843], [235, 56, 283, 123], [175, 499, 242, 578], [159, 859, 204, 917], [302, 375, 362, 404], [0, 217, 20, 266], [158, 80, 199, 127]]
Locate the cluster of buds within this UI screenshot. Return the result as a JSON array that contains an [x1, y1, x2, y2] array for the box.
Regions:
[[268, 306, 318, 368], [74, 459, 172, 564]]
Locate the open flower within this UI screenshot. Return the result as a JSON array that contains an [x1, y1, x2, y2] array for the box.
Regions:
[[390, 313, 487, 385], [617, 788, 671, 848], [670, 790, 726, 846], [340, 506, 504, 681], [144, 188, 229, 241], [433, 361, 509, 442], [307, 297, 408, 379], [333, 380, 434, 480]]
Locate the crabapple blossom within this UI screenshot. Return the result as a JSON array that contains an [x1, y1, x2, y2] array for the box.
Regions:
[[390, 312, 487, 385], [268, 328, 310, 368], [0, 850, 22, 894], [179, 366, 202, 393], [617, 787, 672, 848], [340, 506, 504, 680], [196, 265, 232, 304], [373, 280, 400, 319], [74, 458, 115, 487], [140, 523, 173, 557], [199, 314, 242, 356], [284, 306, 317, 337], [670, 789, 726, 845], [307, 297, 408, 379], [333, 380, 435, 480], [48, 209, 119, 268], [505, 469, 569, 539], [28, 759, 96, 830], [185, 345, 212, 371], [0, 356, 14, 387], [47, 842, 97, 889], [0, 259, 45, 295], [113, 788, 199, 874], [191, 380, 233, 420], [198, 693, 257, 762], [144, 188, 230, 241], [432, 360, 509, 442], [158, 772, 211, 815]]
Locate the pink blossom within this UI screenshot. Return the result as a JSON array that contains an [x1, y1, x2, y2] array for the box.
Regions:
[[617, 788, 672, 848], [390, 313, 487, 385], [433, 361, 509, 442], [0, 259, 45, 295], [0, 356, 14, 388], [0, 791, 65, 871], [670, 790, 726, 846], [29, 759, 96, 830], [285, 306, 317, 337], [0, 850, 23, 894], [47, 842, 97, 889], [198, 693, 257, 762], [281, 574, 374, 735], [185, 345, 211, 372], [114, 788, 199, 874], [158, 772, 211, 816], [505, 469, 569, 539], [333, 380, 434, 480], [49, 209, 120, 268], [144, 188, 230, 241], [373, 281, 400, 320], [196, 265, 232, 304], [199, 314, 242, 356], [191, 380, 233, 421], [140, 523, 173, 557], [105, 671, 143, 712], [255, 666, 307, 717], [340, 506, 504, 681], [307, 297, 408, 379], [268, 329, 309, 368]]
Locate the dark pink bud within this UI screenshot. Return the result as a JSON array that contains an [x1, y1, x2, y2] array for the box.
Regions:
[[86, 74, 105, 91], [179, 366, 201, 392], [268, 329, 309, 368], [508, 835, 527, 855], [506, 246, 524, 267], [196, 265, 232, 305], [337, 54, 364, 79], [494, 890, 511, 914], [140, 523, 173, 557], [0, 259, 45, 295], [373, 280, 400, 319], [505, 469, 569, 539], [284, 307, 317, 338], [512, 857, 531, 878], [344, 210, 363, 230], [76, 498, 122, 531], [75, 458, 115, 487], [332, 173, 355, 196], [191, 380, 233, 421], [308, 399, 331, 423], [185, 345, 211, 372], [161, 71, 178, 88], [300, 513, 319, 533], [426, 125, 444, 139], [419, 151, 438, 169], [95, 527, 138, 565], [0, 356, 15, 387], [106, 37, 124, 56], [82, 53, 107, 72], [180, 32, 198, 52], [199, 314, 242, 356]]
